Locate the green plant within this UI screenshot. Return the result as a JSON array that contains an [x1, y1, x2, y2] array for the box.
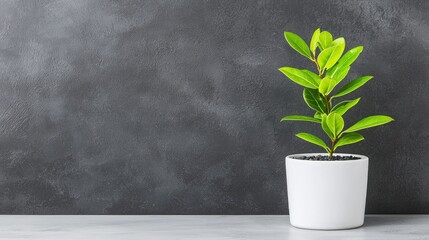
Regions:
[[279, 29, 393, 159]]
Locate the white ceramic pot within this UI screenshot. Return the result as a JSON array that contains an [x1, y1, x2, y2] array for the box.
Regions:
[[286, 153, 369, 230]]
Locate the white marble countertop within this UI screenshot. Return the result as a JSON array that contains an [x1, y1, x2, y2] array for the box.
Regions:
[[0, 215, 428, 239]]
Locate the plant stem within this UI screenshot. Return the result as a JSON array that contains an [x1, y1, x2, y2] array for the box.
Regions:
[[312, 58, 323, 77], [324, 95, 331, 113], [329, 138, 336, 160], [313, 56, 335, 160]]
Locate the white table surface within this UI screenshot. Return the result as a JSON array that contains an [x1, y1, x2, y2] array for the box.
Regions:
[[0, 215, 428, 239]]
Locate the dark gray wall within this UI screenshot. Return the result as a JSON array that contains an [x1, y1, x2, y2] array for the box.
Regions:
[[0, 0, 427, 214]]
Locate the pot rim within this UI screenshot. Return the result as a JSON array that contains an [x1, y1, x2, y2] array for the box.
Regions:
[[286, 153, 368, 162]]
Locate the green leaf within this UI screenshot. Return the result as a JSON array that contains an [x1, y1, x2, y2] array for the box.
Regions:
[[327, 46, 363, 78], [310, 28, 320, 55], [326, 113, 344, 137], [318, 31, 333, 50], [344, 115, 394, 133], [317, 47, 334, 70], [337, 46, 364, 66], [321, 114, 334, 139], [334, 133, 364, 150], [330, 65, 350, 84], [279, 67, 319, 89], [302, 70, 321, 85], [303, 88, 327, 113], [324, 37, 346, 70], [280, 115, 321, 123], [284, 32, 312, 59], [331, 98, 360, 115], [296, 132, 329, 151], [332, 76, 373, 98], [318, 77, 336, 95]]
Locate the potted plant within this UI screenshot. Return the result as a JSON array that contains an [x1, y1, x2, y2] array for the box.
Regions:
[[279, 29, 393, 230]]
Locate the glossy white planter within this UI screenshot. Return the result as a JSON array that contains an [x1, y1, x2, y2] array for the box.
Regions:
[[286, 153, 369, 230]]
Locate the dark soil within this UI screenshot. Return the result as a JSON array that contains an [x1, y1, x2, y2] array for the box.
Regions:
[[292, 155, 361, 161]]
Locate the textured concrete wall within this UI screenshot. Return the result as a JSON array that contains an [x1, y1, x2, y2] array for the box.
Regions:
[[0, 0, 427, 214]]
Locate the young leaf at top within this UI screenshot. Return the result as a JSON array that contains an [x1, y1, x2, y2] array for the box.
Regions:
[[303, 88, 327, 113], [280, 115, 321, 123], [322, 37, 346, 70], [321, 114, 334, 140], [318, 77, 336, 95], [296, 132, 329, 151], [331, 98, 360, 115], [284, 32, 312, 60], [334, 133, 364, 150], [310, 28, 320, 55], [318, 31, 333, 50], [343, 115, 394, 133], [332, 76, 373, 98], [279, 67, 319, 89], [327, 46, 364, 78], [326, 113, 344, 137]]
